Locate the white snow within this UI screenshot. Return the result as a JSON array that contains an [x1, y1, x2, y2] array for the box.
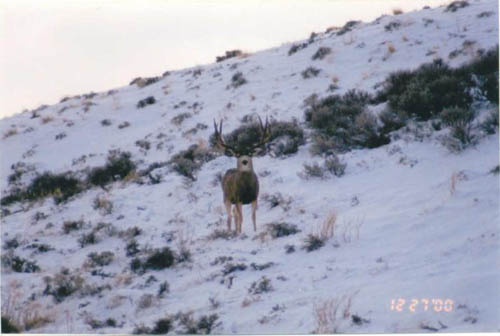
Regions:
[[1, 0, 499, 333]]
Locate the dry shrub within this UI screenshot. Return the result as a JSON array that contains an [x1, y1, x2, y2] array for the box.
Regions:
[[340, 216, 364, 243]]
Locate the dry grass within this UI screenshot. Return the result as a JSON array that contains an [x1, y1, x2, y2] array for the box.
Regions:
[[340, 216, 364, 243], [387, 43, 396, 53], [2, 281, 54, 332], [313, 291, 359, 333], [3, 128, 18, 139], [241, 295, 261, 308], [318, 211, 337, 241], [41, 116, 54, 124], [450, 172, 457, 196]]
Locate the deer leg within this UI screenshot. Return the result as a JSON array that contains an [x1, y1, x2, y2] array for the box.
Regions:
[[225, 199, 232, 231], [251, 200, 257, 232], [235, 202, 243, 234]]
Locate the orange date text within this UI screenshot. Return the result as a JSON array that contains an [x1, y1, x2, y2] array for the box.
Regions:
[[390, 298, 454, 313]]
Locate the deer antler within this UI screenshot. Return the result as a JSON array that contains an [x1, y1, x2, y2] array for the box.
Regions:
[[249, 116, 272, 152], [214, 119, 237, 155]]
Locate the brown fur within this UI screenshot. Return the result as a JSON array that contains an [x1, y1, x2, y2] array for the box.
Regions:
[[222, 170, 259, 205]]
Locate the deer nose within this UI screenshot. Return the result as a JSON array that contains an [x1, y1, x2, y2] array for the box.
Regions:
[[242, 159, 248, 165]]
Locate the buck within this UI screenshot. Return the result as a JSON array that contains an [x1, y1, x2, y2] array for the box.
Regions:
[[214, 117, 271, 234]]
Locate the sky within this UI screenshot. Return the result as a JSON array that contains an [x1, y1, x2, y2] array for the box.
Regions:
[[0, 0, 451, 119]]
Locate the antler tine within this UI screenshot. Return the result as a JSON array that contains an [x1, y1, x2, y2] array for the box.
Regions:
[[251, 115, 272, 151], [213, 118, 237, 155]]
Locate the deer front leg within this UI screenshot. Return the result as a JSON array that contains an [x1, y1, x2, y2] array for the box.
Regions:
[[225, 199, 232, 231], [251, 200, 257, 232], [235, 202, 243, 234]]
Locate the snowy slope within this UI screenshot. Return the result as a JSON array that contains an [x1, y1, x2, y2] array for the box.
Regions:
[[1, 0, 499, 333]]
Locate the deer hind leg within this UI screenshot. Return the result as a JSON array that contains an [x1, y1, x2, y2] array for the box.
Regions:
[[224, 199, 233, 231], [235, 202, 243, 234], [251, 200, 257, 232]]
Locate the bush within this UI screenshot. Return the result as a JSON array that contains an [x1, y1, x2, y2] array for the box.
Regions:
[[376, 47, 499, 120], [440, 106, 477, 145], [384, 21, 402, 32], [336, 20, 360, 36], [376, 59, 472, 120], [267, 222, 300, 238], [88, 152, 136, 187], [169, 144, 216, 180], [302, 234, 325, 252], [1, 316, 20, 333], [312, 47, 332, 60], [248, 276, 272, 294], [229, 72, 247, 89], [63, 220, 84, 234], [379, 107, 407, 135], [267, 119, 306, 157], [303, 162, 327, 179], [216, 49, 242, 62], [176, 312, 220, 334], [444, 1, 469, 12], [78, 231, 98, 248], [43, 268, 85, 303], [171, 112, 192, 126], [136, 96, 156, 108], [208, 229, 238, 240], [86, 251, 114, 267], [131, 247, 175, 274], [222, 263, 247, 275], [2, 253, 40, 273], [261, 192, 292, 211], [130, 76, 160, 87], [481, 109, 499, 134], [305, 90, 386, 152], [288, 42, 309, 56], [324, 155, 346, 177], [302, 67, 321, 79]]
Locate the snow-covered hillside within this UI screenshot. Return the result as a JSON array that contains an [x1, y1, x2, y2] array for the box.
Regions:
[[1, 0, 499, 333]]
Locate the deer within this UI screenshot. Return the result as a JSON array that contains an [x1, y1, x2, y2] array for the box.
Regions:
[[213, 116, 271, 234]]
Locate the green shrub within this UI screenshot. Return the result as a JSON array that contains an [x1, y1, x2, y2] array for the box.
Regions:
[[1, 316, 20, 333], [169, 144, 216, 180], [1, 171, 81, 206], [304, 90, 386, 152], [267, 222, 300, 238], [440, 106, 477, 144], [2, 254, 40, 273], [229, 72, 247, 88], [312, 47, 332, 60], [376, 47, 498, 121], [88, 152, 135, 187], [131, 247, 175, 274], [43, 268, 85, 303], [248, 276, 272, 294], [481, 109, 499, 134], [302, 234, 325, 252], [302, 67, 321, 79]]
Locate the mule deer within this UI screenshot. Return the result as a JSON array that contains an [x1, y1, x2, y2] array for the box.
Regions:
[[214, 117, 271, 234]]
